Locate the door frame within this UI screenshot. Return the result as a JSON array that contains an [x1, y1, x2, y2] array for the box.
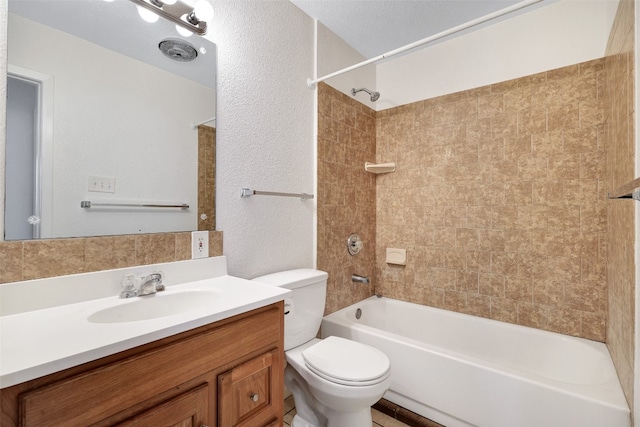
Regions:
[[7, 64, 54, 239]]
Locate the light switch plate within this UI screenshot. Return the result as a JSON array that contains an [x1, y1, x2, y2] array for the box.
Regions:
[[88, 176, 115, 193], [191, 231, 209, 259]]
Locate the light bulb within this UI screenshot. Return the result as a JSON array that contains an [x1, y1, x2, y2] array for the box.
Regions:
[[193, 0, 214, 21], [137, 6, 159, 23], [176, 24, 193, 37]]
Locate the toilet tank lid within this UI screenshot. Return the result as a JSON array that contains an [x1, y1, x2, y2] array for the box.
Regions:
[[252, 269, 328, 289]]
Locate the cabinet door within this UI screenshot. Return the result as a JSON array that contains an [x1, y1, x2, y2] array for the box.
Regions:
[[218, 350, 279, 427], [115, 383, 209, 427]]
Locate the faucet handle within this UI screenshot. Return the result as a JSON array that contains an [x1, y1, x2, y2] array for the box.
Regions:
[[120, 275, 139, 298], [153, 271, 165, 292]]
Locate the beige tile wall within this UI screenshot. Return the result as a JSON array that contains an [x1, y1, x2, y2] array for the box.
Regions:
[[0, 231, 223, 284], [317, 83, 376, 314], [604, 0, 635, 409], [198, 125, 216, 232], [374, 59, 607, 341]]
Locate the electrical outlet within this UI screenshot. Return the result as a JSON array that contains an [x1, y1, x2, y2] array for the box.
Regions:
[[191, 231, 209, 259], [88, 176, 115, 193]]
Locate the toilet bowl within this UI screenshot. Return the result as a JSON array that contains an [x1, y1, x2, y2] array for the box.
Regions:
[[253, 269, 391, 427], [287, 338, 392, 426]]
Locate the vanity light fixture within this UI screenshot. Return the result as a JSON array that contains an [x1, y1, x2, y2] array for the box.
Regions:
[[128, 0, 213, 35], [175, 24, 194, 37], [136, 5, 160, 23]]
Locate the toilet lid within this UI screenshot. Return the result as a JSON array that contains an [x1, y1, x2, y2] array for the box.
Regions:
[[302, 336, 390, 386]]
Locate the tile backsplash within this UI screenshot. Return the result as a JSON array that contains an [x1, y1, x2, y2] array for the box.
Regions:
[[0, 231, 223, 284]]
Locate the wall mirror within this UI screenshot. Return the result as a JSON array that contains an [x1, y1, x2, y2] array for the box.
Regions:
[[4, 0, 217, 241]]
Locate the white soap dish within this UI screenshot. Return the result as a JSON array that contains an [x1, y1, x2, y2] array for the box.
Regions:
[[365, 162, 396, 174], [386, 248, 406, 265]]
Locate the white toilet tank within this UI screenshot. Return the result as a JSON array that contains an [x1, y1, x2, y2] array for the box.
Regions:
[[252, 269, 328, 351]]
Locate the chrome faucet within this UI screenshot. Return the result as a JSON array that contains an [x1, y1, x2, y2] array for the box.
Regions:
[[138, 272, 165, 296], [119, 272, 164, 298], [351, 274, 370, 285]]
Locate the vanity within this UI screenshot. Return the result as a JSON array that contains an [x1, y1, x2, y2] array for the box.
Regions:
[[0, 257, 288, 427]]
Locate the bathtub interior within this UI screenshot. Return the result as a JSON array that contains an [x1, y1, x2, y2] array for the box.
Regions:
[[321, 296, 631, 427], [334, 297, 614, 385]]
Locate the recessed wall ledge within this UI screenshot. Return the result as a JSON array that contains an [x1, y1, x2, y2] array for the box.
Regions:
[[607, 177, 640, 201]]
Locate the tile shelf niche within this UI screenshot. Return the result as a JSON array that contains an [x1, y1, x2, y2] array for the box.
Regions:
[[364, 162, 396, 174]]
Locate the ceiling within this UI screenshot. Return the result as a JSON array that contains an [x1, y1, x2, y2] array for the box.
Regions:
[[9, 0, 552, 86], [8, 0, 216, 88], [290, 0, 552, 59]]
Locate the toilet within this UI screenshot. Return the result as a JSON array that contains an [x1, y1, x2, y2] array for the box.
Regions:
[[253, 269, 391, 427]]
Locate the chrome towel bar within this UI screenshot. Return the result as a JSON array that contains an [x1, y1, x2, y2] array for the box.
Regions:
[[81, 201, 189, 209], [608, 177, 640, 201], [240, 188, 314, 201]]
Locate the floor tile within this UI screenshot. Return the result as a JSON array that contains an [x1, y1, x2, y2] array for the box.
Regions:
[[284, 398, 411, 427]]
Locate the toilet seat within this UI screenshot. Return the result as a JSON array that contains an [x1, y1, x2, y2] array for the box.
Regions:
[[302, 336, 390, 386]]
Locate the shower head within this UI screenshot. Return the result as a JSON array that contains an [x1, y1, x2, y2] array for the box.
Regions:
[[351, 87, 380, 102]]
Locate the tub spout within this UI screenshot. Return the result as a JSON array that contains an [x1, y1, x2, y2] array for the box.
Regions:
[[352, 274, 370, 285]]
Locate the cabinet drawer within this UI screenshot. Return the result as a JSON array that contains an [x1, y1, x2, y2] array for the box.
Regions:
[[115, 384, 208, 427], [218, 350, 280, 427]]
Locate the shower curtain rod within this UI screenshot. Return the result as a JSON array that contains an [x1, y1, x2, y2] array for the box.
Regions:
[[192, 116, 216, 129], [307, 0, 542, 88]]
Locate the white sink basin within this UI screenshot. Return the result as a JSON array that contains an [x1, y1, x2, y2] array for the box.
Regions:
[[87, 290, 218, 323]]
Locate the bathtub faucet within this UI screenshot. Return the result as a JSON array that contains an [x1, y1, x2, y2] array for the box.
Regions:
[[351, 274, 370, 285]]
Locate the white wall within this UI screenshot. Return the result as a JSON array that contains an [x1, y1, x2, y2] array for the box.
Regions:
[[208, 1, 316, 278], [8, 14, 215, 238], [376, 0, 618, 109], [5, 77, 37, 240], [0, 0, 6, 241], [317, 22, 376, 108]]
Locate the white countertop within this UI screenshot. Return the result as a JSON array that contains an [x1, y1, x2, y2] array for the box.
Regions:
[[0, 257, 289, 388]]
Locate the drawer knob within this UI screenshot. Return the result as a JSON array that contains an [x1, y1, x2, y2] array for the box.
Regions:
[[250, 393, 259, 402]]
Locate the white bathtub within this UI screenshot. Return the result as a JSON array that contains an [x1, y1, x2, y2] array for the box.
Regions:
[[321, 296, 630, 427]]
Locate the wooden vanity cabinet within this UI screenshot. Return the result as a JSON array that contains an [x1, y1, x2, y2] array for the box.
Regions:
[[0, 302, 284, 427]]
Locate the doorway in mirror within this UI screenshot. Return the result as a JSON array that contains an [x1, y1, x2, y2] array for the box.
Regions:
[[6, 75, 40, 240]]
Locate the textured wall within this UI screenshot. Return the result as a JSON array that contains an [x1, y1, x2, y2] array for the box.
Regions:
[[604, 0, 635, 409], [317, 83, 376, 314], [210, 1, 316, 279], [375, 59, 607, 341]]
